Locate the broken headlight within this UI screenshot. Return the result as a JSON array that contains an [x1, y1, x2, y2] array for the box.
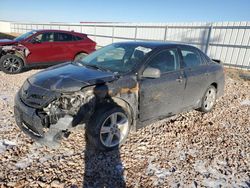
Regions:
[[44, 90, 95, 117]]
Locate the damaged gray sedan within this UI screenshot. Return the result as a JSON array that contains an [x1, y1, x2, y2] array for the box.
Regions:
[[14, 42, 224, 151]]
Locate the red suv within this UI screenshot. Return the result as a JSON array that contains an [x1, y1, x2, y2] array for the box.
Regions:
[[0, 30, 96, 74]]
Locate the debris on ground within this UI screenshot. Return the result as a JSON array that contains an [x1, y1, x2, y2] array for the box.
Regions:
[[0, 69, 249, 187]]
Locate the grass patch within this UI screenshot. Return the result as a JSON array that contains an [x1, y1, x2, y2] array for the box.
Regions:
[[0, 33, 18, 40]]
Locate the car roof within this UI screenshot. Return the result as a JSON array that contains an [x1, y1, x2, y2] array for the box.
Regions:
[[32, 29, 85, 35], [114, 41, 197, 49]]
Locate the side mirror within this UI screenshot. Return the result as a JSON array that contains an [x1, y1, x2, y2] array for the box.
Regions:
[[142, 67, 161, 79], [30, 37, 41, 44]]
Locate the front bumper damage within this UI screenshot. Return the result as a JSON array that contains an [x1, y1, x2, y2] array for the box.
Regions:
[[1, 44, 30, 59], [14, 94, 45, 139], [14, 94, 76, 147], [13, 82, 95, 147]]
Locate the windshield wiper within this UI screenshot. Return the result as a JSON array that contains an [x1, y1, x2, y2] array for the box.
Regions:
[[82, 63, 110, 72]]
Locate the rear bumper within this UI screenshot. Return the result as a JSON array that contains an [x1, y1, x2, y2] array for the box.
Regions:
[[14, 93, 45, 140]]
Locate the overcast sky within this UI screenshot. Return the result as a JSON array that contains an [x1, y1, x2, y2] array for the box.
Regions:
[[0, 0, 250, 23]]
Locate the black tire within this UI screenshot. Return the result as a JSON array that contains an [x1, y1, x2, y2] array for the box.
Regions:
[[86, 106, 131, 151], [0, 54, 24, 74], [74, 53, 88, 62], [198, 85, 217, 113]]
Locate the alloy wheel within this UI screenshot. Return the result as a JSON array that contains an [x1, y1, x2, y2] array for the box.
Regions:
[[99, 112, 129, 148], [204, 88, 216, 110], [3, 57, 22, 73]]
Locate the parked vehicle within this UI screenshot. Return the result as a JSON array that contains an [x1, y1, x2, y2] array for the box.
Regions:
[[0, 30, 96, 74], [14, 42, 224, 151]]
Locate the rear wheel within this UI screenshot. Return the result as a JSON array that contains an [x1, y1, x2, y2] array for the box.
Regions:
[[74, 53, 88, 62], [199, 85, 217, 112], [0, 54, 24, 74], [86, 106, 131, 151]]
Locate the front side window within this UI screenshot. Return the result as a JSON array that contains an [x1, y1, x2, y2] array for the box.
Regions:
[[147, 49, 180, 73], [55, 33, 74, 41], [77, 43, 153, 73], [181, 48, 202, 68], [34, 32, 54, 42]]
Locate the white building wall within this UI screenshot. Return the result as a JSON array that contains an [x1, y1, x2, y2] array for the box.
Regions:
[[0, 21, 11, 33]]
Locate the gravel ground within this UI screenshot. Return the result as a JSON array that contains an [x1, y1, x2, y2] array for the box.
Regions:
[[0, 68, 249, 188]]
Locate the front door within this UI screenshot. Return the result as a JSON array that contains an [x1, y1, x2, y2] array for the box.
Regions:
[[139, 48, 186, 122], [25, 32, 55, 64]]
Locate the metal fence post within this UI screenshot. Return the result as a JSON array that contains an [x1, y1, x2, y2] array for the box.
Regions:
[[164, 25, 168, 41], [94, 25, 97, 41], [205, 23, 213, 54], [112, 25, 115, 43], [134, 25, 138, 41]]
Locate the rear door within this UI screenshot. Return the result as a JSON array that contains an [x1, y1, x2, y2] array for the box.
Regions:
[[179, 47, 209, 108], [139, 48, 186, 121], [25, 32, 55, 64], [53, 32, 76, 62]]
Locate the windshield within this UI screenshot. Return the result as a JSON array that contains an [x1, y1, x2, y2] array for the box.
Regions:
[[78, 43, 153, 74], [14, 30, 37, 41]]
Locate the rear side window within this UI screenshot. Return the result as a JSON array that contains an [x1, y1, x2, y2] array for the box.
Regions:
[[181, 48, 203, 68], [54, 32, 74, 41], [73, 35, 83, 41], [147, 48, 180, 73], [199, 51, 211, 64]]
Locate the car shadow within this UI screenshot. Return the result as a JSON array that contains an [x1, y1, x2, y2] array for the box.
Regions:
[[83, 137, 125, 187], [74, 80, 126, 187]]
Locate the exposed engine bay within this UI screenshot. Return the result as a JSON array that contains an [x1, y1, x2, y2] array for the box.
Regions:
[[39, 90, 96, 147], [43, 91, 95, 124]]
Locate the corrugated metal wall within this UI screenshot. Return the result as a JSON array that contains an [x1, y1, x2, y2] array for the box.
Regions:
[[10, 21, 250, 69]]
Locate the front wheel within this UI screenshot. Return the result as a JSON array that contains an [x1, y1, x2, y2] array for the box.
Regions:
[[86, 106, 131, 151], [199, 85, 217, 112], [0, 54, 24, 74]]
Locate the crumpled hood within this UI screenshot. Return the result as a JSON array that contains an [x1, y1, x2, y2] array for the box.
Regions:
[[0, 39, 17, 46], [28, 63, 116, 92]]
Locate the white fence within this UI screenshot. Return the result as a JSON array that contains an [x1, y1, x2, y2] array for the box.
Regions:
[[1, 21, 250, 69], [0, 21, 11, 33]]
